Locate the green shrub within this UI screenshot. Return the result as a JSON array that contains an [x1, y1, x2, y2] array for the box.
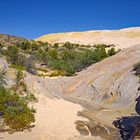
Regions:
[[0, 88, 35, 132], [49, 71, 60, 77], [10, 64, 26, 71], [54, 43, 59, 48], [3, 42, 118, 76], [49, 70, 67, 77], [0, 43, 3, 46], [0, 68, 7, 88], [0, 69, 36, 133], [107, 47, 116, 56], [35, 48, 48, 61], [16, 41, 31, 50], [48, 49, 58, 60], [63, 42, 74, 50], [37, 68, 48, 73], [5, 46, 19, 64], [4, 46, 27, 68], [47, 45, 112, 76], [133, 62, 140, 76]]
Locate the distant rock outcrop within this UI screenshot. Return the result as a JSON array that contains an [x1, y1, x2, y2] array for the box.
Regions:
[[35, 27, 140, 49], [0, 34, 28, 46]]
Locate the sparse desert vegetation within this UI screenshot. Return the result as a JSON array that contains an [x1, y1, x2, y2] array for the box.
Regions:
[[0, 37, 118, 76], [1, 0, 140, 138], [133, 62, 140, 76], [133, 62, 140, 82], [0, 68, 36, 133], [0, 29, 139, 140], [0, 35, 119, 134]]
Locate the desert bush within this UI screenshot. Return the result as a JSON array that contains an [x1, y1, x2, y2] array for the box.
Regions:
[[35, 48, 48, 62], [5, 46, 36, 75], [133, 62, 140, 75], [16, 41, 31, 50], [3, 42, 118, 76], [0, 68, 7, 88], [10, 64, 26, 71], [0, 43, 3, 46], [49, 71, 60, 77], [0, 69, 36, 132], [4, 46, 27, 67], [53, 43, 59, 48], [5, 46, 19, 64], [48, 49, 58, 60], [63, 42, 74, 50], [47, 45, 111, 76], [3, 91, 35, 132], [0, 43, 4, 54], [107, 47, 116, 56]]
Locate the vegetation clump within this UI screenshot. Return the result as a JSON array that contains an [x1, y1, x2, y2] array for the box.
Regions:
[[47, 43, 117, 75], [133, 62, 140, 83], [133, 62, 140, 76], [0, 40, 118, 76], [0, 68, 36, 133]]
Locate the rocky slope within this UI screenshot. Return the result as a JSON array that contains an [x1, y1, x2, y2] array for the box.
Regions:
[[35, 27, 140, 49], [1, 31, 140, 139], [0, 34, 28, 46], [1, 44, 140, 140]]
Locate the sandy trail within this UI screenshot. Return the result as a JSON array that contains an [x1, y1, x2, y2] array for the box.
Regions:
[[1, 44, 140, 140], [1, 79, 89, 140]]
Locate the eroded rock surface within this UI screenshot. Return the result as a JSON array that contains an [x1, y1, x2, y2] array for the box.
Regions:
[[1, 44, 140, 140]]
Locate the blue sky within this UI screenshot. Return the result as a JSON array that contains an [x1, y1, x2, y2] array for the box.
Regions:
[[0, 0, 140, 39]]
